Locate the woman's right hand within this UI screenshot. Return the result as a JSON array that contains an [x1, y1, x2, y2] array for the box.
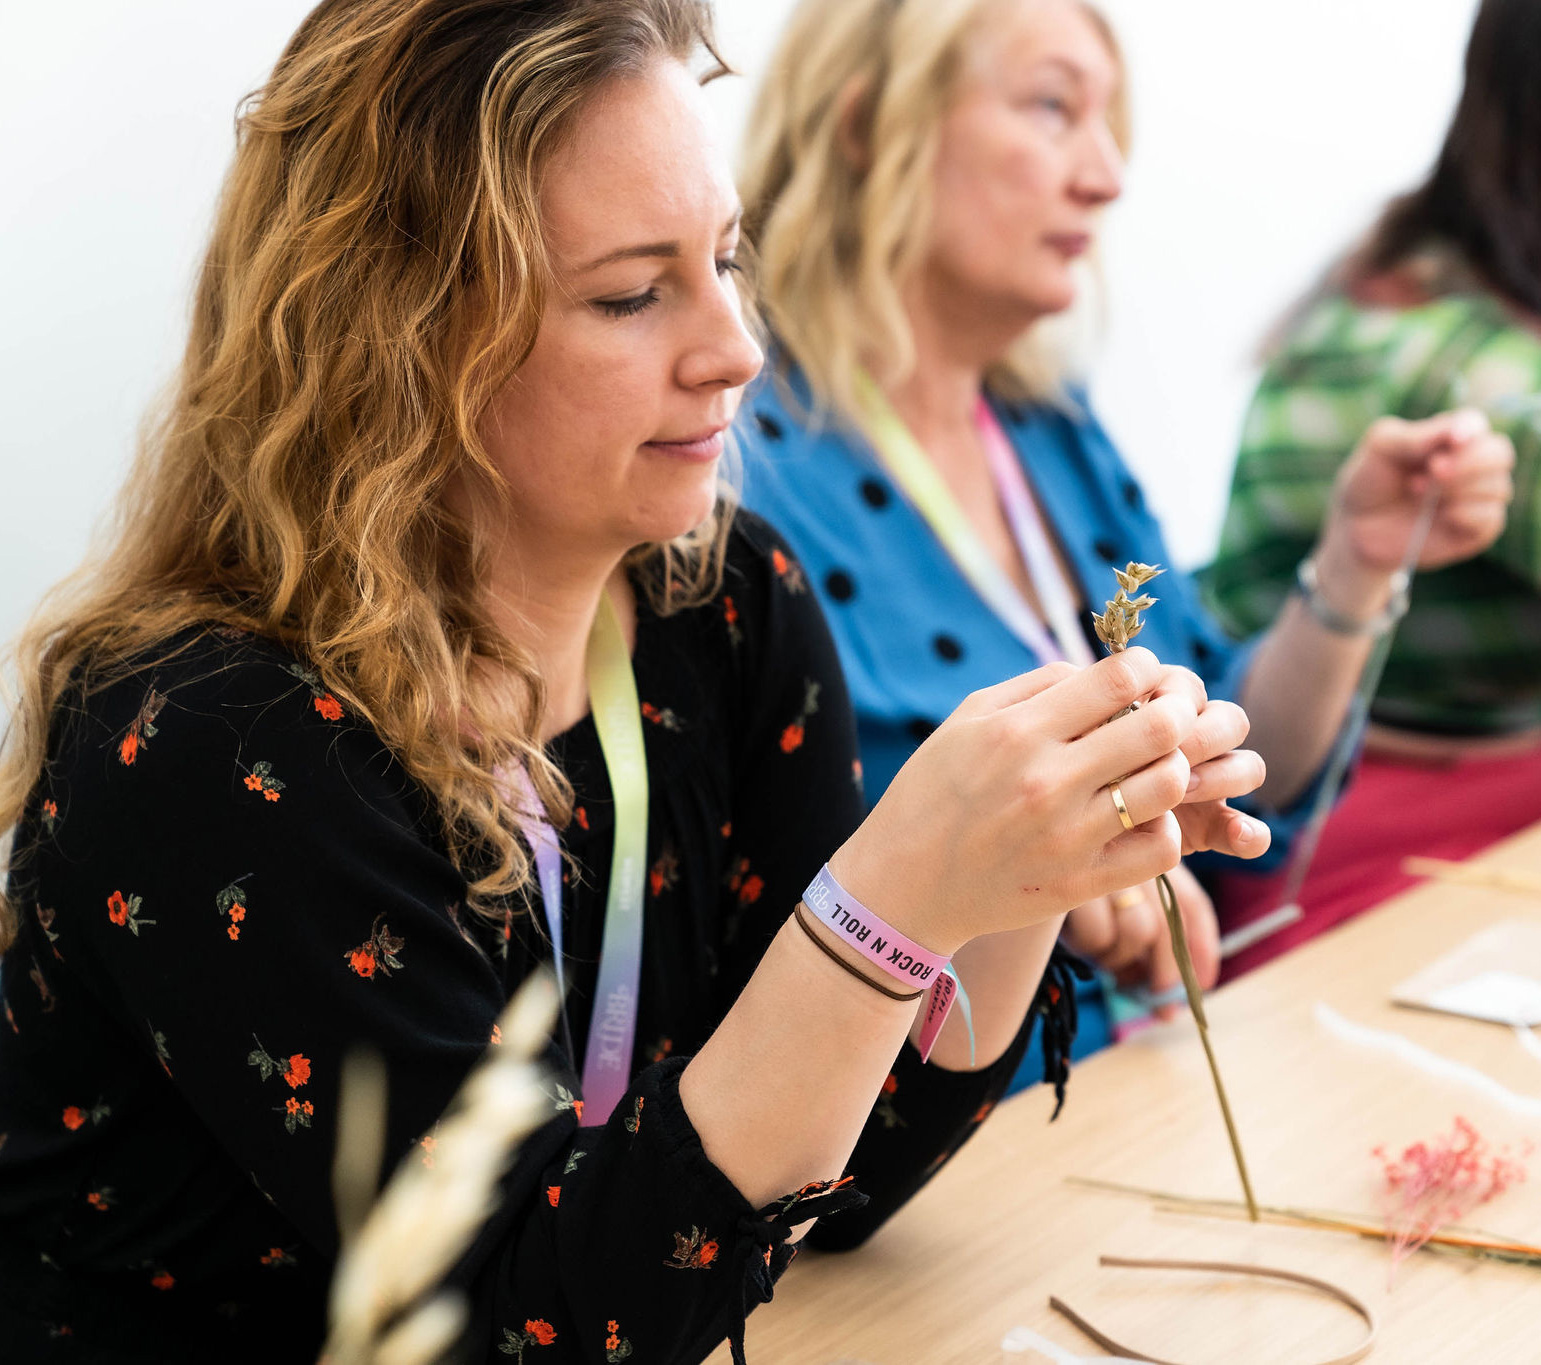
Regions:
[[829, 649, 1263, 955]]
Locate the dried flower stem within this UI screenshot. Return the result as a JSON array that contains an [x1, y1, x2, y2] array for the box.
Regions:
[[1401, 856, 1541, 899], [1373, 1116, 1532, 1279], [1068, 1174, 1541, 1267], [1096, 563, 1259, 1221]]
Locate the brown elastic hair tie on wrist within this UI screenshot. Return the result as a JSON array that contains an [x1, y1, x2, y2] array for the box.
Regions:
[[1050, 1254, 1377, 1365], [792, 904, 924, 1002]]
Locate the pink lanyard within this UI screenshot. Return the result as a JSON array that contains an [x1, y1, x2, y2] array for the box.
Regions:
[[973, 399, 1095, 666], [855, 372, 1089, 664]]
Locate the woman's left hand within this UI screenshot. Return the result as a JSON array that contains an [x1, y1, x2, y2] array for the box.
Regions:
[[1327, 408, 1514, 575], [1062, 862, 1219, 1020], [1168, 695, 1271, 861]]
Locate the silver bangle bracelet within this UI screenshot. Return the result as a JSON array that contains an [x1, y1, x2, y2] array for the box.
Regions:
[[1295, 555, 1409, 637]]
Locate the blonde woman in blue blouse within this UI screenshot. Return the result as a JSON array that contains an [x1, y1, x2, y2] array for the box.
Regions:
[[739, 0, 1515, 1078]]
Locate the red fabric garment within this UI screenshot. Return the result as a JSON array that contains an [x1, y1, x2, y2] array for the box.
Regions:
[[1214, 747, 1541, 982]]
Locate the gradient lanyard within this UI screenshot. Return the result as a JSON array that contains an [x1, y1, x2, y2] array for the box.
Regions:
[[520, 590, 649, 1127], [854, 372, 1089, 666]]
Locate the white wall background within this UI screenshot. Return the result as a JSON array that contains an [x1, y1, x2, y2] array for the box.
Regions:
[[0, 0, 1478, 651]]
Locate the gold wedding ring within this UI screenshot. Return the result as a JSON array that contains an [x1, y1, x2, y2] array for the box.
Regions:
[[1110, 887, 1144, 912], [1107, 779, 1136, 832]]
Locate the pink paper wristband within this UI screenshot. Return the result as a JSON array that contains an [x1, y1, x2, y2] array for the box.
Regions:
[[802, 865, 951, 988], [802, 865, 967, 1065]]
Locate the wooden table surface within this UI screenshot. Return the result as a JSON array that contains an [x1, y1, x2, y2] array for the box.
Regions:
[[710, 824, 1541, 1365]]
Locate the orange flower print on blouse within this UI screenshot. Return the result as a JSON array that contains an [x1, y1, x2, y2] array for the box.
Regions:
[[573, 805, 590, 831], [150, 1270, 175, 1291], [779, 679, 820, 754], [639, 701, 683, 732], [259, 1245, 297, 1268], [345, 914, 405, 979], [281, 1096, 315, 1133], [150, 1026, 173, 1078], [770, 1174, 858, 1222], [665, 1226, 719, 1270], [117, 687, 167, 767], [546, 1185, 561, 1208], [604, 1319, 634, 1363], [647, 847, 679, 899], [285, 662, 344, 722], [498, 1320, 558, 1359], [28, 960, 56, 1014], [62, 1100, 111, 1132], [106, 890, 155, 936], [552, 1084, 584, 1126], [40, 798, 59, 837], [36, 905, 62, 961], [622, 1095, 644, 1135], [770, 546, 807, 595], [215, 877, 252, 942], [722, 594, 743, 648], [723, 858, 764, 907], [875, 1072, 905, 1130], [241, 761, 285, 802], [86, 1187, 116, 1213], [248, 1037, 315, 1132]]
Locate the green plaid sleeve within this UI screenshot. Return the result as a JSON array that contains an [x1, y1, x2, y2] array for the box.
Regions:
[[1202, 292, 1541, 735]]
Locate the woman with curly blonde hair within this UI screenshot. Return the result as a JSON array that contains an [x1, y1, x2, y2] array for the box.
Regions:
[[0, 1, 1269, 1360], [740, 0, 1514, 1063]]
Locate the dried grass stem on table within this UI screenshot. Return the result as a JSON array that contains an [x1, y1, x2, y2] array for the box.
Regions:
[[1067, 1174, 1541, 1269]]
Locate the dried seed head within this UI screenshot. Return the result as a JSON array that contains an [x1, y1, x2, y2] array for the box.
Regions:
[[1095, 564, 1165, 655]]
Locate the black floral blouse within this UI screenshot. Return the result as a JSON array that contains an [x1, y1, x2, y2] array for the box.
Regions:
[[0, 512, 1073, 1364]]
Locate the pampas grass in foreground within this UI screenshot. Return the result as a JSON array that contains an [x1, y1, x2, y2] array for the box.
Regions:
[[322, 972, 560, 1365]]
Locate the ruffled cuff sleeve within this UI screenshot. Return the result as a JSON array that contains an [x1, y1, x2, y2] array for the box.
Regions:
[[458, 1057, 867, 1364]]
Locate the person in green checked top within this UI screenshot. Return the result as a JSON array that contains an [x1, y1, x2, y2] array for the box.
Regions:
[[1203, 0, 1541, 976]]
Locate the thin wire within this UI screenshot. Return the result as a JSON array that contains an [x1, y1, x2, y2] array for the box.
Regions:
[[1268, 473, 1444, 923], [1262, 359, 1476, 935]]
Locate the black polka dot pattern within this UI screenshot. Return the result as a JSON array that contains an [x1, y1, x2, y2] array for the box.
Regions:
[[825, 570, 856, 602], [1094, 538, 1120, 562], [906, 718, 937, 744], [932, 634, 963, 663], [859, 478, 891, 510], [754, 411, 784, 441], [1122, 481, 1142, 511]]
